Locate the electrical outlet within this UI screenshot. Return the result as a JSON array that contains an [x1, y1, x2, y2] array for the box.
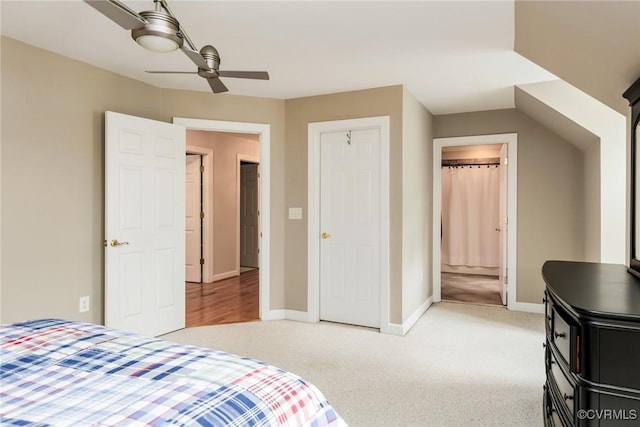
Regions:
[[79, 296, 90, 313]]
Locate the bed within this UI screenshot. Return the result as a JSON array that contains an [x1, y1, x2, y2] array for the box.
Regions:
[[0, 319, 346, 426]]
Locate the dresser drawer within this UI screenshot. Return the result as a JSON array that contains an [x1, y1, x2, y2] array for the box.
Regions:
[[551, 305, 574, 367], [550, 351, 576, 418], [546, 386, 570, 427]]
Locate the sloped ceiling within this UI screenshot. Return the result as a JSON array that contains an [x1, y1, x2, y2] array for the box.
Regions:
[[515, 0, 640, 115]]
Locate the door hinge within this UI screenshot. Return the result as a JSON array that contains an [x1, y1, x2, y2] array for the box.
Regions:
[[504, 217, 508, 225], [200, 165, 204, 173], [200, 212, 205, 219], [200, 258, 205, 265], [504, 156, 509, 166]]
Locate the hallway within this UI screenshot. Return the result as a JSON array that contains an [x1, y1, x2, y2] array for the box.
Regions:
[[186, 269, 259, 327]]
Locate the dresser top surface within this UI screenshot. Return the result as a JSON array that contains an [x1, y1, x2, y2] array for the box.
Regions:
[[542, 260, 640, 319]]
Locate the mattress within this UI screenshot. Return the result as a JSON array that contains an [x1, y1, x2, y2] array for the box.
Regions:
[[0, 319, 346, 426]]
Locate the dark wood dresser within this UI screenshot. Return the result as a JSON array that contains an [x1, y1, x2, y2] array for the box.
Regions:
[[542, 261, 640, 426]]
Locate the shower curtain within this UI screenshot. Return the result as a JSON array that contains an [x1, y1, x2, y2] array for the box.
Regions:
[[441, 165, 500, 268]]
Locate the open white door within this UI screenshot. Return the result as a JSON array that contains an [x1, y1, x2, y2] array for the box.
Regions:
[[185, 154, 202, 282], [499, 144, 508, 305], [105, 111, 186, 337]]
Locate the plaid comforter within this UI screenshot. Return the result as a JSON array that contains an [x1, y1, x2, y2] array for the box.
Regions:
[[0, 319, 345, 426]]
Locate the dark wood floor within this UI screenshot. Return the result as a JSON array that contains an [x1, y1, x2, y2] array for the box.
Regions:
[[186, 268, 259, 327]]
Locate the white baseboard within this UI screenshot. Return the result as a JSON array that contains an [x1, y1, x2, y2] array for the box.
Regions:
[[261, 309, 309, 321], [380, 296, 433, 336], [212, 270, 239, 282], [509, 301, 544, 314], [262, 300, 435, 336], [284, 310, 309, 322]]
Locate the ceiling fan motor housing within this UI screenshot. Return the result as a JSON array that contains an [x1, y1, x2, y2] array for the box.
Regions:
[[197, 45, 221, 77], [131, 10, 184, 51]]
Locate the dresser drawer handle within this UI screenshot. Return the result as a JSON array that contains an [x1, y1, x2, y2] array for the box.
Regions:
[[563, 393, 574, 401], [554, 331, 566, 339]]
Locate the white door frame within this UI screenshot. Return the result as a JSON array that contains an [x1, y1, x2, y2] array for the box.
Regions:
[[174, 117, 271, 320], [185, 146, 213, 283], [237, 154, 260, 271], [433, 133, 518, 309], [308, 116, 390, 329]]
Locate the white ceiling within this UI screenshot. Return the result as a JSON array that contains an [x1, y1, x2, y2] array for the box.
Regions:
[[0, 0, 558, 115]]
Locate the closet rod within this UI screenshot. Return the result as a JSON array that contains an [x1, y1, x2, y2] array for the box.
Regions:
[[442, 157, 500, 167]]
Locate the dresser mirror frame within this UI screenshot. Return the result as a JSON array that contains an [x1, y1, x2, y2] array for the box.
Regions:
[[624, 77, 640, 277]]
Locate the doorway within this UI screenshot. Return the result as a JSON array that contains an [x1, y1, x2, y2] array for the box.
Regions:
[[176, 117, 271, 325], [433, 133, 518, 309], [440, 144, 503, 306]]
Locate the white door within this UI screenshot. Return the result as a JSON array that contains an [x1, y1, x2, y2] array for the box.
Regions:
[[105, 111, 186, 337], [240, 163, 259, 268], [185, 154, 202, 282], [499, 144, 508, 305], [320, 128, 380, 328]]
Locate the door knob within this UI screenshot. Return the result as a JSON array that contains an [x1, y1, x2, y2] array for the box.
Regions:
[[321, 232, 331, 239], [110, 239, 130, 247]]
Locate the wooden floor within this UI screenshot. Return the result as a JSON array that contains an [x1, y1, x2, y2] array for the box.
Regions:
[[186, 268, 259, 327], [441, 272, 503, 306]]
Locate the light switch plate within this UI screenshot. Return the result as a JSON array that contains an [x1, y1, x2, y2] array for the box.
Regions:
[[289, 207, 303, 220]]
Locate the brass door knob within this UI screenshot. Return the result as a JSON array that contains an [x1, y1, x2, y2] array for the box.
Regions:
[[110, 239, 130, 247], [321, 232, 331, 239]]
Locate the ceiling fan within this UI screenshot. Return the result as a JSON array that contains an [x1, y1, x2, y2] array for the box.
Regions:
[[84, 0, 269, 93]]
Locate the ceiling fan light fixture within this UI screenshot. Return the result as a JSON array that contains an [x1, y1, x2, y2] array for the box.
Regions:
[[131, 10, 183, 52]]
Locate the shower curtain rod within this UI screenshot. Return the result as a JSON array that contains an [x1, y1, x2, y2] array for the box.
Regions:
[[442, 157, 500, 167]]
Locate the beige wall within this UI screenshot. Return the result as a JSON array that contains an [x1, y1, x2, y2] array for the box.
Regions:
[[401, 88, 433, 322], [515, 0, 640, 116], [434, 109, 585, 304], [284, 86, 405, 323], [186, 131, 260, 280], [1, 36, 286, 323]]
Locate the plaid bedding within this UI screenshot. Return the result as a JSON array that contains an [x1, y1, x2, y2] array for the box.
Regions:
[[0, 319, 346, 426]]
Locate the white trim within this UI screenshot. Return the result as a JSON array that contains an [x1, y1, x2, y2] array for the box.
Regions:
[[433, 133, 518, 309], [284, 310, 309, 322], [237, 154, 260, 273], [185, 145, 214, 283], [173, 117, 271, 321], [261, 309, 285, 320], [212, 270, 239, 282], [380, 323, 404, 336], [510, 302, 545, 314], [261, 309, 311, 322], [307, 116, 390, 331], [380, 297, 432, 336]]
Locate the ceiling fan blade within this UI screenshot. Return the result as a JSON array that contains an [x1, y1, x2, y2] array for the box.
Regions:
[[84, 0, 146, 30], [207, 78, 229, 94], [181, 46, 210, 70], [217, 71, 270, 80], [145, 71, 198, 74]]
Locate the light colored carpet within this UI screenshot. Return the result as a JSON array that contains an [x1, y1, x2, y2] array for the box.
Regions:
[[163, 302, 545, 427]]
